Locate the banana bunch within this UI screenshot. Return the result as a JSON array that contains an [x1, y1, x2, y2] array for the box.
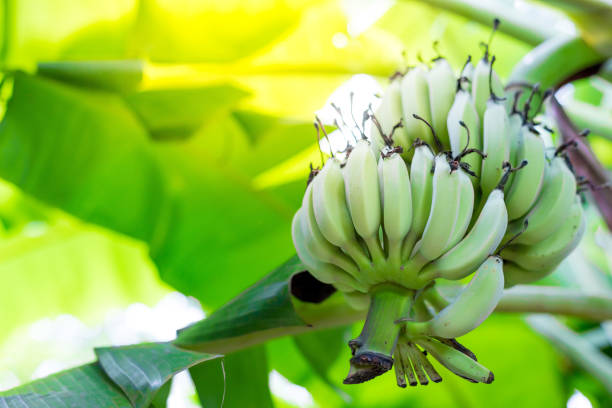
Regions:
[[292, 38, 586, 385]]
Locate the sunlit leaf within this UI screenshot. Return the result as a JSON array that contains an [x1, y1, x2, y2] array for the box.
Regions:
[[0, 363, 132, 407]]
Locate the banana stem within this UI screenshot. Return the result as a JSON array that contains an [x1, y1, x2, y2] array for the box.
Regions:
[[344, 285, 413, 384]]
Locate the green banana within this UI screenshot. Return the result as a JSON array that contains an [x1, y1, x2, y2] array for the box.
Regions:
[[401, 145, 434, 261], [410, 155, 461, 268], [502, 261, 556, 288], [299, 184, 362, 280], [416, 337, 494, 384], [505, 108, 524, 194], [292, 208, 365, 292], [419, 189, 508, 281], [480, 100, 510, 196], [505, 126, 546, 220], [312, 158, 372, 270], [342, 291, 371, 310], [400, 66, 434, 152], [447, 89, 481, 182], [370, 78, 409, 152], [406, 256, 504, 338], [427, 58, 456, 150], [378, 152, 412, 269], [460, 58, 475, 93], [472, 57, 503, 122], [501, 196, 585, 271], [445, 166, 475, 250], [509, 156, 577, 245], [343, 140, 385, 266]]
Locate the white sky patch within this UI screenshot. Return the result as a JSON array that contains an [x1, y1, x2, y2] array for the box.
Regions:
[[168, 371, 201, 408], [269, 370, 315, 408], [315, 74, 382, 159], [332, 32, 349, 49], [567, 390, 593, 408], [343, 0, 395, 37]]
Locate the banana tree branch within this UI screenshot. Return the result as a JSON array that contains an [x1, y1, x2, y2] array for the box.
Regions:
[[496, 285, 612, 321], [410, 0, 560, 45], [549, 95, 612, 230]]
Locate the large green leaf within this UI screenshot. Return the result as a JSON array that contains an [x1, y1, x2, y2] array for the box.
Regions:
[[123, 85, 250, 140], [0, 363, 132, 407], [0, 72, 318, 308], [96, 342, 220, 408], [0, 72, 165, 243], [190, 346, 273, 408], [37, 60, 145, 93]]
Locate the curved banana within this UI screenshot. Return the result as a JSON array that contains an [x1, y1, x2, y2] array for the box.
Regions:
[[300, 184, 362, 280], [419, 189, 507, 281], [312, 158, 372, 269], [460, 59, 475, 92], [401, 145, 435, 260], [509, 156, 577, 245], [406, 256, 504, 338], [370, 78, 409, 152], [480, 100, 510, 196], [445, 166, 475, 250], [400, 66, 434, 152], [343, 140, 385, 266], [292, 208, 366, 292], [505, 126, 546, 220], [427, 58, 456, 150], [447, 89, 481, 181], [416, 337, 494, 384], [378, 152, 412, 269], [410, 155, 461, 268], [472, 57, 503, 122], [505, 110, 524, 194], [501, 196, 585, 271], [502, 261, 557, 288]]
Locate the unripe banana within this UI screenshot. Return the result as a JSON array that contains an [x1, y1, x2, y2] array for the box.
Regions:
[[461, 59, 475, 92], [505, 127, 546, 220], [501, 196, 585, 271], [445, 166, 475, 250], [406, 256, 504, 338], [472, 58, 503, 122], [509, 156, 577, 245], [370, 79, 410, 152], [480, 100, 510, 196], [502, 261, 556, 288], [505, 111, 524, 193], [343, 140, 385, 265], [447, 89, 481, 180], [299, 184, 362, 280], [343, 291, 371, 310], [401, 145, 434, 260], [427, 59, 456, 150], [410, 155, 461, 267], [400, 66, 434, 151], [292, 208, 366, 292], [416, 337, 494, 384], [378, 152, 412, 268], [419, 189, 508, 281], [312, 158, 372, 269]]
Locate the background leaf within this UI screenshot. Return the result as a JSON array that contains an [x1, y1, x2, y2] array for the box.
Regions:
[[191, 346, 273, 408]]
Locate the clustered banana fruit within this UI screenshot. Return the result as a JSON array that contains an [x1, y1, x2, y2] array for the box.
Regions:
[[291, 24, 586, 387]]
